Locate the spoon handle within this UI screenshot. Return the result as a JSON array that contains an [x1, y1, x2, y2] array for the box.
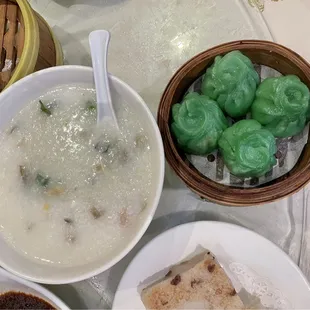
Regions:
[[89, 30, 117, 125]]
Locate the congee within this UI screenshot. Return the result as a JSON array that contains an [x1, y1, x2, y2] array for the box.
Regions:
[[0, 84, 152, 266]]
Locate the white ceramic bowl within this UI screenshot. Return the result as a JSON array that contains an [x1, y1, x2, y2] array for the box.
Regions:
[[0, 268, 70, 309], [0, 66, 165, 284]]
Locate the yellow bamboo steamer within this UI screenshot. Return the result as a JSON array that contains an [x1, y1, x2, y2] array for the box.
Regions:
[[0, 0, 63, 91]]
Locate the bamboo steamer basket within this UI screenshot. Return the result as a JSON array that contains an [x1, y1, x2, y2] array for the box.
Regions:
[[0, 0, 63, 91], [158, 40, 310, 206]]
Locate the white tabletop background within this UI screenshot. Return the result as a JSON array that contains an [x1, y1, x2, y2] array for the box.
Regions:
[[26, 0, 310, 308]]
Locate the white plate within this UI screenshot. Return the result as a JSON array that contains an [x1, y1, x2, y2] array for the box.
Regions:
[[113, 221, 310, 309], [0, 268, 70, 309]]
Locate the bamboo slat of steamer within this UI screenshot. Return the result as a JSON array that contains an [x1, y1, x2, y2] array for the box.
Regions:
[[0, 0, 7, 90], [2, 1, 18, 87]]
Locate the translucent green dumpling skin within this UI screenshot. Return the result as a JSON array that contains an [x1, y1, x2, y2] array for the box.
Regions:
[[252, 75, 310, 138], [201, 51, 260, 118], [306, 101, 310, 121], [171, 92, 228, 155], [219, 120, 276, 178]]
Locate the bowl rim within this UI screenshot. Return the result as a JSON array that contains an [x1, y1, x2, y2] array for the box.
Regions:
[[0, 65, 165, 284], [158, 39, 310, 206]]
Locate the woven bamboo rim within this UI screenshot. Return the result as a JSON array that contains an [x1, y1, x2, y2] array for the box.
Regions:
[[35, 12, 63, 68], [158, 40, 310, 206]]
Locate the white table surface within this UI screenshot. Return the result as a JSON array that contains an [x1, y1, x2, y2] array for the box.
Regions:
[[26, 0, 310, 308]]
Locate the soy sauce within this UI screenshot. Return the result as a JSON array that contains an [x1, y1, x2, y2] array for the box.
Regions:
[[0, 291, 55, 309]]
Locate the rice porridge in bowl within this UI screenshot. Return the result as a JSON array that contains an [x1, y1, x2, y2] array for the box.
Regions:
[[0, 66, 164, 283]]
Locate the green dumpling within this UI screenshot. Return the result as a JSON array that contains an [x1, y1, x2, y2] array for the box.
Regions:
[[201, 51, 260, 118], [252, 75, 310, 138], [171, 92, 228, 155], [306, 100, 310, 121], [219, 119, 276, 178]]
